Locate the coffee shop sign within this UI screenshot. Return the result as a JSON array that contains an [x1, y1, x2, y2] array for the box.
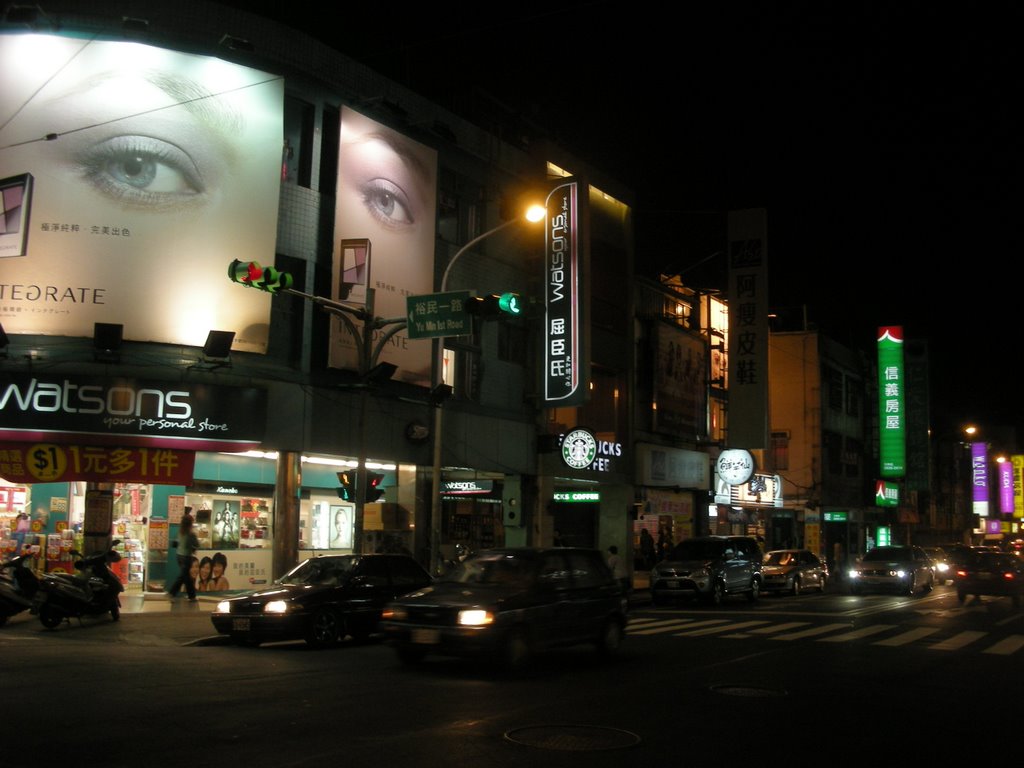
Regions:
[[560, 428, 622, 472]]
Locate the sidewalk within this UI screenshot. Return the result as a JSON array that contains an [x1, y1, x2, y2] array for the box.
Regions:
[[119, 591, 217, 614]]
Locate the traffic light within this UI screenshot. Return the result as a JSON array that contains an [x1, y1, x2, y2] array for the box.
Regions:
[[366, 472, 385, 502], [466, 292, 522, 318], [228, 260, 293, 293], [336, 471, 356, 501]]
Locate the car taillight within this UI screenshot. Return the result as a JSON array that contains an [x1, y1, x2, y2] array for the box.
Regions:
[[1002, 572, 1016, 581], [955, 569, 967, 578]]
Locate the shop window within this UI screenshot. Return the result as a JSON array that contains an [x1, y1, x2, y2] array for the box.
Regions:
[[282, 95, 314, 188], [770, 431, 790, 471], [319, 105, 340, 195], [826, 367, 843, 412]]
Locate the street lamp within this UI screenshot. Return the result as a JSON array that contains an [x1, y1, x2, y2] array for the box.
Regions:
[[429, 204, 545, 574]]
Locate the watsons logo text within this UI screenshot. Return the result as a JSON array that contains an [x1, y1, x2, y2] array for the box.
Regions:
[[0, 378, 192, 420]]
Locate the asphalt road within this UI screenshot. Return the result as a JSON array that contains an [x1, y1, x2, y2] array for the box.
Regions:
[[3, 583, 1021, 768]]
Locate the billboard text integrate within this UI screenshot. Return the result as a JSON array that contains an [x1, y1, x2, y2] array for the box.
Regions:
[[0, 34, 284, 353]]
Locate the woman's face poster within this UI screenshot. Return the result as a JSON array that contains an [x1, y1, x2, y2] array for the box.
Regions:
[[0, 34, 284, 353]]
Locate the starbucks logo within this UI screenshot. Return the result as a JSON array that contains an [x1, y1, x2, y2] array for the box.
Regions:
[[561, 428, 597, 470]]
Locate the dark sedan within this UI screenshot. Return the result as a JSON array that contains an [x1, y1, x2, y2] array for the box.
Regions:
[[380, 547, 629, 673], [761, 549, 828, 595], [954, 551, 1024, 607], [211, 554, 433, 648], [847, 545, 935, 595]]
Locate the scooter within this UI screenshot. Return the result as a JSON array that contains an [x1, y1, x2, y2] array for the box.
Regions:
[[31, 540, 124, 629], [0, 552, 40, 626]]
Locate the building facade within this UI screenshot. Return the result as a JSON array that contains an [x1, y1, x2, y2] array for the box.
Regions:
[[0, 1, 637, 589]]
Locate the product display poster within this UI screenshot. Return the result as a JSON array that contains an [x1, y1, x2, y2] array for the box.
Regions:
[[212, 500, 240, 548]]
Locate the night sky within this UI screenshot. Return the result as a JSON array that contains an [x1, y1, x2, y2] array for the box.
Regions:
[[229, 1, 1022, 439]]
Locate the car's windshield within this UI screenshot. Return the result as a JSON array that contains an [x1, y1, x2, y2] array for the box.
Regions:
[[765, 551, 796, 566], [279, 557, 354, 586], [670, 540, 726, 560], [442, 553, 534, 587], [862, 547, 909, 562]]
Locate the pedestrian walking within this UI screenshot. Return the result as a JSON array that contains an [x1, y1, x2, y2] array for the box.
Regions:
[[639, 528, 656, 570], [167, 510, 200, 601], [606, 545, 629, 593]]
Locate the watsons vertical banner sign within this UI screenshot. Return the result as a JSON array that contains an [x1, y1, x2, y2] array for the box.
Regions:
[[544, 180, 585, 405], [877, 326, 906, 478]]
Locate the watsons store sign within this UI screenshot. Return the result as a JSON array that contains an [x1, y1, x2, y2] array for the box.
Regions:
[[0, 374, 266, 451]]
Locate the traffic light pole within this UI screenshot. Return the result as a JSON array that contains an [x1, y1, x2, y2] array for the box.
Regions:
[[283, 284, 406, 554], [429, 217, 527, 575]]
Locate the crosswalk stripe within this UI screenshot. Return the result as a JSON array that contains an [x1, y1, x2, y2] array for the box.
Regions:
[[627, 613, 1024, 654], [673, 620, 771, 637], [628, 620, 698, 635], [771, 623, 851, 640], [982, 634, 1024, 655], [749, 622, 811, 634], [930, 631, 987, 651], [818, 624, 896, 642], [873, 627, 941, 646]]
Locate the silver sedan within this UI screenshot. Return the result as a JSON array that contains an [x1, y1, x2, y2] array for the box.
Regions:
[[761, 549, 828, 595]]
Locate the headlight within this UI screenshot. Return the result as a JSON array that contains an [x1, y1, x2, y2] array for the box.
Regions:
[[895, 569, 907, 578], [848, 569, 860, 579], [264, 600, 289, 614], [691, 568, 710, 579], [936, 563, 949, 573], [457, 609, 494, 626], [214, 600, 232, 614]]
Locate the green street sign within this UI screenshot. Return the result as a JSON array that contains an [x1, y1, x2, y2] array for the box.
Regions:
[[406, 291, 472, 339]]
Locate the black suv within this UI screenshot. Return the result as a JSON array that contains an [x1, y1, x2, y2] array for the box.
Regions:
[[649, 535, 763, 605], [380, 547, 628, 673]]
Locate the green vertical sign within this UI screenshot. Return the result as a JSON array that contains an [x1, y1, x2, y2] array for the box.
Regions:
[[877, 326, 905, 478]]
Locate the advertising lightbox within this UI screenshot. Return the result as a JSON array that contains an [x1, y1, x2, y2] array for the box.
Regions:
[[877, 326, 906, 477], [0, 34, 284, 353]]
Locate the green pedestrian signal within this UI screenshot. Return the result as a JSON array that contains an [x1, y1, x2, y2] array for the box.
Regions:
[[228, 260, 293, 293], [497, 292, 521, 315], [466, 292, 522, 318], [337, 471, 356, 501]]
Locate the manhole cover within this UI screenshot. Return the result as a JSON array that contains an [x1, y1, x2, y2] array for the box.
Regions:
[[504, 724, 641, 751], [709, 684, 787, 697]]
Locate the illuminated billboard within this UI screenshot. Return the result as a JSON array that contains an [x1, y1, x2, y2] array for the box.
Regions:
[[877, 326, 906, 477], [0, 34, 284, 353], [544, 180, 584, 405], [328, 107, 437, 385], [971, 441, 989, 517]]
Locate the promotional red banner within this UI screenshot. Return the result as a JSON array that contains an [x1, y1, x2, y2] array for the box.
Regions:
[[0, 442, 196, 485]]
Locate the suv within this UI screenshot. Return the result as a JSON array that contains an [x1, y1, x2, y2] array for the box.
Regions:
[[650, 535, 763, 605], [380, 547, 628, 673]]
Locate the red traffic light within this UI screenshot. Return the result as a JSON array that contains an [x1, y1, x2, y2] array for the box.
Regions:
[[228, 260, 293, 293], [366, 472, 385, 502]]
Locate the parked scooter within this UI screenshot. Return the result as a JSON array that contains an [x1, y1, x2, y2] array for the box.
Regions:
[[31, 540, 124, 629], [0, 552, 40, 626]]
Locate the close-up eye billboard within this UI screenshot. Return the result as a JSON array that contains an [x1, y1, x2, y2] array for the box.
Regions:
[[0, 34, 284, 353]]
